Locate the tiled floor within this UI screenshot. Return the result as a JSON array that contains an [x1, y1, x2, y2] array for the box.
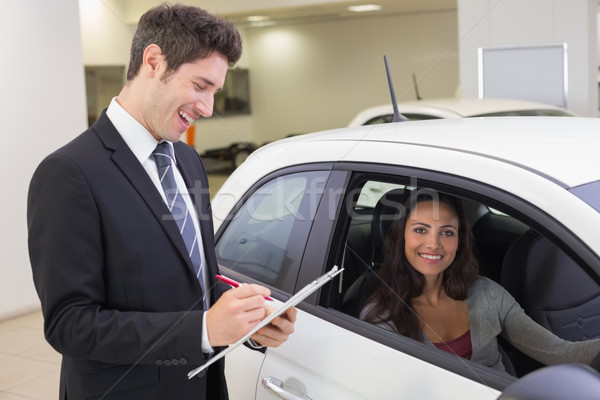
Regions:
[[0, 310, 60, 399], [0, 173, 230, 399]]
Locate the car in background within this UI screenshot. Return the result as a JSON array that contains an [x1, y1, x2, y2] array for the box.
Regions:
[[210, 116, 600, 399], [202, 98, 576, 171], [347, 97, 577, 126]]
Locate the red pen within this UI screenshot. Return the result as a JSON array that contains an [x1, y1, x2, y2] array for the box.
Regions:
[[216, 274, 274, 301]]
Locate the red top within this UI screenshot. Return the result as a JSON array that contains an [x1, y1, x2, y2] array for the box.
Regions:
[[432, 330, 472, 359]]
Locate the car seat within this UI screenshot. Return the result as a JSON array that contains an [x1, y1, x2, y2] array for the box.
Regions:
[[470, 211, 529, 283], [341, 188, 409, 316], [501, 230, 600, 375]]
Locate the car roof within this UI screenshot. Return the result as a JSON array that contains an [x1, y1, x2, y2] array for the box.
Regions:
[[347, 97, 577, 126], [249, 117, 600, 189]]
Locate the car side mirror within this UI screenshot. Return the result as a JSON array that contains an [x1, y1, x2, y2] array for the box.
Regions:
[[498, 363, 600, 400]]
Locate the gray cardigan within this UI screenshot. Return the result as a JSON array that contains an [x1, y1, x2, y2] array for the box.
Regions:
[[360, 276, 600, 373]]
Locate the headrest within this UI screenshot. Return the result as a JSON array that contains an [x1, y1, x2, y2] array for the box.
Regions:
[[371, 188, 410, 267]]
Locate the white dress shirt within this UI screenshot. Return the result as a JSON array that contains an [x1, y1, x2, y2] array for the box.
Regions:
[[106, 98, 213, 353]]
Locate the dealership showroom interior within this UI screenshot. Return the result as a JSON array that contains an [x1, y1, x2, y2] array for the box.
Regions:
[[3, 0, 600, 399]]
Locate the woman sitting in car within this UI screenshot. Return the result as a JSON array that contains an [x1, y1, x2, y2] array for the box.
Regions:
[[360, 189, 600, 373]]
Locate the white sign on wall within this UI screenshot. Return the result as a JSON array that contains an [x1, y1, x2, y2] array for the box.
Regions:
[[478, 44, 568, 108]]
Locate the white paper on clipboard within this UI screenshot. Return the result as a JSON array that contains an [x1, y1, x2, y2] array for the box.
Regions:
[[188, 265, 344, 379]]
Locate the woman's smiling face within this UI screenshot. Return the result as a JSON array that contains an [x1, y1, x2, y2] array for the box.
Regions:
[[404, 200, 459, 278]]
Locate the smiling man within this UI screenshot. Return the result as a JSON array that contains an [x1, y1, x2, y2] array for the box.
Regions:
[[27, 4, 295, 400]]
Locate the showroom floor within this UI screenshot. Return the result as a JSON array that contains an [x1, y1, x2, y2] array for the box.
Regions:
[[0, 310, 59, 399], [0, 173, 231, 399]]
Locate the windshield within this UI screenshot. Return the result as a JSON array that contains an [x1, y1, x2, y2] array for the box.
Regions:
[[363, 109, 573, 125], [570, 181, 600, 213], [473, 109, 574, 117], [363, 113, 441, 125]]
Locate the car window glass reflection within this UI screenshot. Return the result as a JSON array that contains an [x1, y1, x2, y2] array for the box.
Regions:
[[216, 171, 328, 292]]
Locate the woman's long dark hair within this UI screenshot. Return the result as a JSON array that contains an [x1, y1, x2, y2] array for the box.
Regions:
[[362, 189, 479, 341]]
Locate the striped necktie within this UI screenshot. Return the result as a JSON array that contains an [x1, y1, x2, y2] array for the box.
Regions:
[[153, 142, 208, 309]]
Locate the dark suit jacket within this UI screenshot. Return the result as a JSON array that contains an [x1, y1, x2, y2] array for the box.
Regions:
[[27, 111, 228, 399]]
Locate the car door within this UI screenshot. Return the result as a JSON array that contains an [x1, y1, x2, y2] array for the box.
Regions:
[[215, 167, 333, 399], [217, 162, 600, 399], [256, 309, 502, 399], [217, 166, 513, 399], [249, 168, 512, 400]]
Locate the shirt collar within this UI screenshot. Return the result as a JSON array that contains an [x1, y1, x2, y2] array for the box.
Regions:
[[106, 97, 176, 165]]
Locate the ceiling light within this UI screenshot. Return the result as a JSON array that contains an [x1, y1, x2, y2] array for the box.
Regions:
[[247, 15, 269, 22], [250, 20, 276, 27], [347, 4, 382, 13]]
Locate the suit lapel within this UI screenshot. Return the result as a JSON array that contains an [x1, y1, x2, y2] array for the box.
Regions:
[[92, 113, 198, 279]]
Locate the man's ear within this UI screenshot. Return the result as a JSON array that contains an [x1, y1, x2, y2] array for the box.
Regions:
[[142, 44, 164, 78]]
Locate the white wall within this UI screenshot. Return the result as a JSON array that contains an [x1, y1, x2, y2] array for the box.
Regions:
[[0, 0, 87, 320], [80, 0, 132, 66], [78, 0, 255, 153], [78, 3, 459, 152], [245, 10, 459, 143], [122, 0, 361, 24], [458, 0, 598, 117]]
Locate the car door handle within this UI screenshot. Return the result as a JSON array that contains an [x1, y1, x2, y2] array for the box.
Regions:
[[262, 376, 312, 400]]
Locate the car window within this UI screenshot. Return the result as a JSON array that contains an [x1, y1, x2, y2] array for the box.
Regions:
[[321, 173, 599, 380], [363, 114, 394, 125], [215, 170, 329, 293], [355, 181, 405, 208]]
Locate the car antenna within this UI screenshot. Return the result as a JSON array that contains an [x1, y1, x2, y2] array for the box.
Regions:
[[384, 55, 409, 122], [412, 73, 422, 101]]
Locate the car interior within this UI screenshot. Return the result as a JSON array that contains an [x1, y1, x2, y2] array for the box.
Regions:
[[333, 181, 600, 378]]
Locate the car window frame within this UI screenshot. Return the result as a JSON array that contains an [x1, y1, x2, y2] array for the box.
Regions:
[[294, 161, 600, 391]]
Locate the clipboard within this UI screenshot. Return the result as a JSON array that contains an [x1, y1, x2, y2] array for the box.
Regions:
[[188, 265, 344, 379]]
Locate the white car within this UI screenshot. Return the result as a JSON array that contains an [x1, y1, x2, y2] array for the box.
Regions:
[[347, 97, 577, 126], [210, 117, 600, 399]]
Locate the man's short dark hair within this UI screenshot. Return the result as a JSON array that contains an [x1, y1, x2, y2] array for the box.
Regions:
[[126, 3, 242, 81]]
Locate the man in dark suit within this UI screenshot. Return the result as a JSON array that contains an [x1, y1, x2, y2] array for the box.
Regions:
[[27, 4, 295, 399]]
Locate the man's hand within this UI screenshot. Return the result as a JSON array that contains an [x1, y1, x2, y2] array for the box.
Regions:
[[206, 284, 271, 347], [251, 305, 297, 348]]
